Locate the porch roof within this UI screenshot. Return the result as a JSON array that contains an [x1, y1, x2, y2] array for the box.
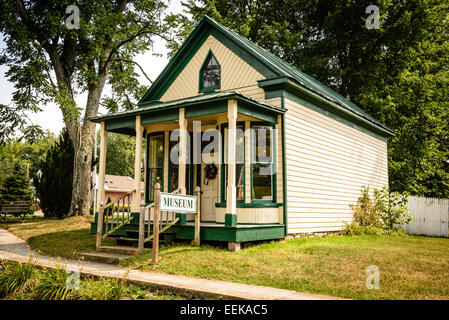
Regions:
[[89, 91, 285, 135]]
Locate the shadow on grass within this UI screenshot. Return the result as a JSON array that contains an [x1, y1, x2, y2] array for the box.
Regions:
[[26, 228, 115, 259]]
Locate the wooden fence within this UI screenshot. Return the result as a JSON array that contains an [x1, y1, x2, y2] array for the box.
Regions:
[[402, 196, 449, 238]]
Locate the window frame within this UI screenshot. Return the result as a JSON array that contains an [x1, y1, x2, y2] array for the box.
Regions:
[[199, 50, 221, 93], [145, 132, 164, 204], [220, 122, 246, 203], [250, 122, 277, 204]]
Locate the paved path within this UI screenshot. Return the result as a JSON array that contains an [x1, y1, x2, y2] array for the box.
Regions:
[[0, 228, 344, 300]]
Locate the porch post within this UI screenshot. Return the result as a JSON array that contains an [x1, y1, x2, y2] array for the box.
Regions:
[[97, 121, 108, 213], [132, 115, 143, 212], [177, 108, 188, 224], [225, 99, 237, 227]]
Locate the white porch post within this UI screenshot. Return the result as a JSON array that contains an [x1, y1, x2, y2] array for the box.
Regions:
[[132, 115, 143, 212], [97, 121, 108, 213], [178, 107, 187, 194], [226, 99, 237, 227], [177, 108, 188, 224]]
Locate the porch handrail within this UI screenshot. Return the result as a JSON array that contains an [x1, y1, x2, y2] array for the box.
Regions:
[[97, 188, 135, 244], [104, 189, 136, 209]]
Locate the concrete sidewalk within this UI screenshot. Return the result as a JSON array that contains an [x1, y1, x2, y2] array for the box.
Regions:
[[0, 228, 344, 300]]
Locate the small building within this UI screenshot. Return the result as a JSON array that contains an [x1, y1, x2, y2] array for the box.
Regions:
[[90, 16, 394, 248], [94, 174, 144, 205]]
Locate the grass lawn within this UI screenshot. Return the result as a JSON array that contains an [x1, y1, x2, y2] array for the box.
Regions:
[[2, 217, 449, 299], [1, 216, 115, 259], [122, 235, 449, 300]]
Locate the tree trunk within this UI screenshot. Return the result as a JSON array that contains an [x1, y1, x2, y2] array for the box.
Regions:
[[68, 122, 95, 217]]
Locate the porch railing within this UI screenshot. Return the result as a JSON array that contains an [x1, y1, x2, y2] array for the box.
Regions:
[[95, 189, 135, 250], [138, 186, 181, 254]]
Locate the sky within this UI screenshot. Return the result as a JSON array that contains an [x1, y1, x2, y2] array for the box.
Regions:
[[0, 0, 186, 136]]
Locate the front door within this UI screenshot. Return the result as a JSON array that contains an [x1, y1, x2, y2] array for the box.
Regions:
[[200, 152, 218, 222]]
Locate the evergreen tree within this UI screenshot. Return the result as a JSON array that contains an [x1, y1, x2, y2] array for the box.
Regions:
[[0, 162, 32, 202], [34, 129, 74, 218]]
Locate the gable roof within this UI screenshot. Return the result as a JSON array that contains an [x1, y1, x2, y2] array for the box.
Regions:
[[138, 16, 394, 137]]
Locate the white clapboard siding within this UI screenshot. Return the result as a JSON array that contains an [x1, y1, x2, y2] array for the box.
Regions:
[[402, 196, 449, 238], [284, 98, 389, 234]]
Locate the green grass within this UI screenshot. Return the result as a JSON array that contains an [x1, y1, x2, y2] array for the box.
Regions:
[[2, 217, 449, 299], [1, 216, 115, 259], [122, 235, 449, 300]]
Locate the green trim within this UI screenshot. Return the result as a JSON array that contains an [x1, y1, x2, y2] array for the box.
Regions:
[[138, 17, 278, 104], [259, 78, 394, 139], [237, 101, 277, 124], [89, 92, 285, 132], [250, 122, 277, 204], [225, 214, 237, 227], [185, 100, 227, 118], [141, 109, 178, 125], [199, 49, 221, 93], [215, 202, 282, 208], [281, 96, 288, 235], [176, 213, 187, 225]]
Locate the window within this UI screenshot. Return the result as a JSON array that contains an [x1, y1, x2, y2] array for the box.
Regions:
[[169, 130, 192, 194], [199, 51, 220, 92], [223, 125, 245, 201], [148, 134, 164, 201], [251, 125, 274, 201]]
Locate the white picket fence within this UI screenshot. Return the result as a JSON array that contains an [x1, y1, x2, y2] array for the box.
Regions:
[[402, 196, 449, 238]]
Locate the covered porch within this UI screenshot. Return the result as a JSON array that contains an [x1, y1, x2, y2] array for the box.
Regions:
[[89, 92, 286, 248]]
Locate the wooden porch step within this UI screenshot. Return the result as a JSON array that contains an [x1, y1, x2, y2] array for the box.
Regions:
[[76, 251, 132, 265], [116, 237, 167, 248], [98, 245, 139, 255]]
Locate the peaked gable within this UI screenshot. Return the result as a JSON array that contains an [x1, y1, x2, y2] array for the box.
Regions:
[[159, 34, 265, 102]]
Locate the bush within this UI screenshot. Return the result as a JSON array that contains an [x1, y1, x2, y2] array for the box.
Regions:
[[0, 162, 33, 204], [0, 259, 35, 297], [346, 186, 411, 234], [78, 277, 132, 300], [33, 266, 75, 300], [33, 129, 74, 219], [350, 186, 382, 227]]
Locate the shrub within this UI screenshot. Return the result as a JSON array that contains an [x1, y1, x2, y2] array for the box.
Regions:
[[33, 129, 73, 219], [375, 187, 411, 229], [0, 162, 33, 205], [349, 186, 382, 227], [78, 277, 129, 300], [33, 266, 75, 300], [346, 186, 411, 234], [0, 259, 35, 297]]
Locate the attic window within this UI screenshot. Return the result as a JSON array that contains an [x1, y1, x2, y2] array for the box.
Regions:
[[199, 51, 220, 92]]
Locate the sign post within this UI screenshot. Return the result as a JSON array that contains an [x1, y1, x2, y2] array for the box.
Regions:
[[153, 183, 161, 263], [152, 188, 199, 263], [194, 187, 201, 246]]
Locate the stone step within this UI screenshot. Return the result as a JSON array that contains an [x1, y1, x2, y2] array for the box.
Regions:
[[98, 245, 139, 255], [76, 251, 132, 265]]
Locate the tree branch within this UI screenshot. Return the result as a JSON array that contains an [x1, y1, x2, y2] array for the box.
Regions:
[[111, 58, 153, 84]]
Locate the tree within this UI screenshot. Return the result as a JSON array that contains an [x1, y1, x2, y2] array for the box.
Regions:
[[99, 131, 136, 177], [0, 132, 56, 190], [0, 0, 169, 216], [0, 162, 32, 203], [34, 129, 74, 218], [175, 0, 449, 197]]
